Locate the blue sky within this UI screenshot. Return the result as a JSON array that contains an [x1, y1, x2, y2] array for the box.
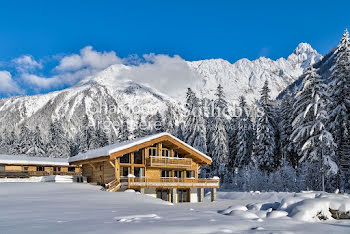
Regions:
[[0, 0, 349, 97]]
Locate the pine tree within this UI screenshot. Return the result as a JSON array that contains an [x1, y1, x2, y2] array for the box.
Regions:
[[234, 96, 254, 167], [79, 115, 94, 153], [207, 85, 229, 179], [47, 121, 71, 158], [96, 128, 109, 147], [327, 29, 350, 190], [26, 126, 46, 157], [15, 124, 31, 154], [164, 104, 176, 135], [154, 111, 164, 133], [184, 89, 208, 153], [228, 116, 238, 169], [279, 90, 298, 167], [133, 114, 148, 138], [0, 130, 17, 154], [255, 80, 276, 172], [175, 122, 184, 141], [118, 117, 130, 142], [291, 67, 338, 191]]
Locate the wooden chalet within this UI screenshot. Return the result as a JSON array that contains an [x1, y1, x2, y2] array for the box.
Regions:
[[0, 154, 81, 178], [69, 132, 219, 203]]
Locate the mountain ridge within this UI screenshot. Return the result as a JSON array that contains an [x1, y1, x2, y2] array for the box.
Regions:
[[0, 43, 322, 143]]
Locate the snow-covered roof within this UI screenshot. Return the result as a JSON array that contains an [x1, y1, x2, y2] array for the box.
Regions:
[[69, 132, 212, 163], [0, 154, 69, 166]]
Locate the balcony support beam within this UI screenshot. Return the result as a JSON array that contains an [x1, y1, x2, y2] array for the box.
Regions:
[[171, 188, 177, 203], [211, 188, 216, 202], [198, 188, 204, 202]]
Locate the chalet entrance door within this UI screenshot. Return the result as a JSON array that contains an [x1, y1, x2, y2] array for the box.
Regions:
[[156, 189, 169, 201], [178, 189, 189, 203]]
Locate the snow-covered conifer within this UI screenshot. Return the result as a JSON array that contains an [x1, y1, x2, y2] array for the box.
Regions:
[[254, 80, 276, 172], [234, 96, 254, 167], [291, 67, 338, 191]]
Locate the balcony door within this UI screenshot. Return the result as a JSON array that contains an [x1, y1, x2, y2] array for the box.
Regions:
[[156, 189, 169, 201], [178, 189, 189, 203]]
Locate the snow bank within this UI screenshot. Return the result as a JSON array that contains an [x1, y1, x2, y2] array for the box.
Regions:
[[289, 193, 350, 221], [0, 175, 74, 183], [219, 191, 350, 222]]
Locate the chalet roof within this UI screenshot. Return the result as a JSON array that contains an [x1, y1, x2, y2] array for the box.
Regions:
[[0, 154, 69, 166], [69, 132, 212, 163]]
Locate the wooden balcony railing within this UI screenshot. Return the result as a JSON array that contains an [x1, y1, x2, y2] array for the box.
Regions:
[[148, 156, 192, 168], [0, 170, 82, 178], [120, 177, 220, 188]]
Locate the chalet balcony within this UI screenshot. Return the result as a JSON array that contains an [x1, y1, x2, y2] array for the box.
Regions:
[[120, 177, 220, 189], [148, 156, 192, 169]]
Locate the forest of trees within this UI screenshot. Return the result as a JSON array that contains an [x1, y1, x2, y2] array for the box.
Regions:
[[1, 30, 350, 193]]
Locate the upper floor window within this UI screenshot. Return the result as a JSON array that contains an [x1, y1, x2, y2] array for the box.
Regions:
[[161, 170, 171, 178], [120, 166, 130, 177], [134, 167, 145, 177], [0, 165, 5, 172], [162, 149, 170, 157], [68, 167, 75, 172], [174, 151, 184, 158], [149, 148, 157, 156], [37, 166, 44, 171], [134, 150, 143, 164], [186, 170, 195, 178], [53, 167, 61, 172], [23, 167, 29, 171], [174, 170, 183, 178], [120, 153, 130, 163]]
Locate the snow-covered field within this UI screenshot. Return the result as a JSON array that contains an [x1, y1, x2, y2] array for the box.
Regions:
[[1, 183, 350, 234]]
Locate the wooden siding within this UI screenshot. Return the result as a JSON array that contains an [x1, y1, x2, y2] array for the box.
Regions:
[[71, 139, 218, 189]]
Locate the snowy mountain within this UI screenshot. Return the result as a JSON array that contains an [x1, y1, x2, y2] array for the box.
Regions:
[[0, 43, 321, 140], [188, 43, 322, 102]]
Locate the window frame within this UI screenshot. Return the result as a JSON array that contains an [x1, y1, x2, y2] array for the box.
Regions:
[[134, 150, 143, 165], [120, 153, 130, 164]]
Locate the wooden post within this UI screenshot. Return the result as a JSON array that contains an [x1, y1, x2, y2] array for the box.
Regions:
[[131, 152, 134, 175], [115, 159, 120, 182], [140, 188, 145, 194], [171, 188, 178, 203], [157, 143, 162, 156], [211, 188, 216, 202], [198, 188, 204, 202]]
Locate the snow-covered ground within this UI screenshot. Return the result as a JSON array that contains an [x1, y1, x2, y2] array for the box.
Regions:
[[1, 183, 350, 234]]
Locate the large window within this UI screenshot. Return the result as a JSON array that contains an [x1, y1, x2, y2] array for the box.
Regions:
[[68, 167, 75, 172], [162, 149, 169, 157], [157, 189, 169, 201], [37, 166, 44, 171], [174, 170, 183, 178], [120, 153, 130, 164], [186, 170, 194, 178], [53, 167, 61, 172], [0, 165, 5, 172], [174, 151, 184, 158], [149, 148, 157, 156], [134, 150, 143, 164], [134, 167, 144, 177], [120, 166, 130, 177], [161, 170, 171, 178], [23, 167, 28, 171], [178, 189, 189, 203]]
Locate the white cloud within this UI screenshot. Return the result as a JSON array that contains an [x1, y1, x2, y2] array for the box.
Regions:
[[122, 54, 201, 98], [12, 55, 42, 73], [17, 47, 201, 98], [22, 69, 93, 89], [0, 71, 22, 95], [21, 46, 122, 90], [55, 46, 122, 71]]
